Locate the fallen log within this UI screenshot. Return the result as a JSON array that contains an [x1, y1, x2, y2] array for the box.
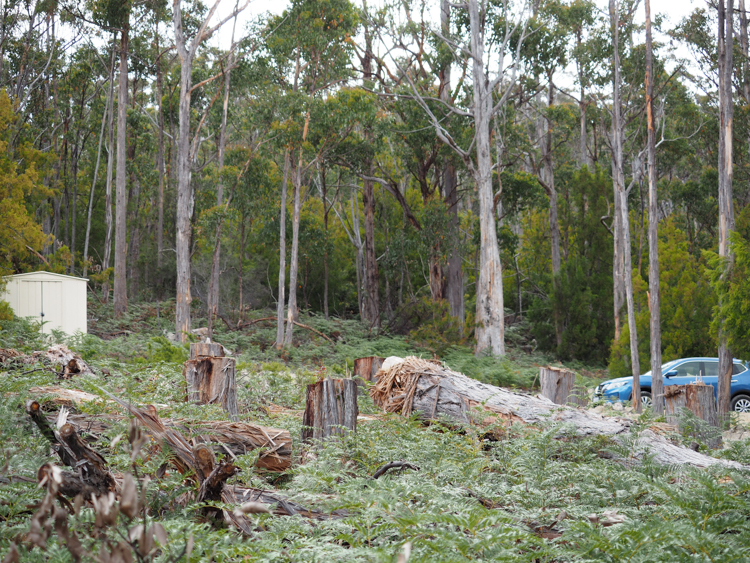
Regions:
[[25, 401, 115, 497], [96, 390, 344, 531], [44, 411, 292, 472], [369, 357, 745, 470], [44, 344, 94, 377]]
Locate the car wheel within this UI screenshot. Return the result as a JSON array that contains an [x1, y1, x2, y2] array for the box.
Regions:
[[639, 390, 652, 408], [731, 394, 750, 413]]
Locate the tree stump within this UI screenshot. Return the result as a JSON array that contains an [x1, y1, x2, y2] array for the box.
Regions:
[[184, 356, 238, 419], [665, 383, 721, 448], [353, 356, 385, 385], [664, 385, 688, 424], [190, 342, 227, 360], [540, 367, 576, 405], [301, 378, 358, 443]]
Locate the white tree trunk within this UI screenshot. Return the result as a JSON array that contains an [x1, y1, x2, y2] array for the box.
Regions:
[[114, 27, 129, 316], [175, 53, 194, 342], [610, 0, 640, 409], [284, 158, 302, 345], [469, 0, 504, 356], [275, 153, 290, 347], [645, 0, 663, 414], [718, 0, 736, 415]]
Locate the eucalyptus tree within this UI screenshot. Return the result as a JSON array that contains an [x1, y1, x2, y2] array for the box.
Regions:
[[644, 0, 662, 414], [264, 0, 358, 345], [172, 0, 249, 342], [391, 0, 531, 355], [608, 0, 643, 410], [717, 0, 735, 415]]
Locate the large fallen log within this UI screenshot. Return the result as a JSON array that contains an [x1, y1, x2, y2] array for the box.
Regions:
[[44, 411, 292, 472], [370, 357, 745, 470]]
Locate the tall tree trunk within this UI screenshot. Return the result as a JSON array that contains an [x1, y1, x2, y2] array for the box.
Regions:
[[322, 168, 329, 320], [239, 213, 245, 319], [156, 24, 165, 275], [113, 25, 129, 316], [718, 0, 736, 416], [610, 0, 640, 410], [469, 0, 504, 356], [275, 153, 290, 347], [84, 46, 115, 278], [175, 57, 194, 341], [576, 29, 589, 168], [645, 0, 663, 415], [362, 28, 380, 327], [208, 15, 237, 338], [362, 175, 379, 326], [543, 78, 563, 349], [101, 40, 116, 303], [284, 155, 303, 345]]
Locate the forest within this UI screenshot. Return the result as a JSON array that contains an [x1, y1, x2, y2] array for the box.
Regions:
[[4, 0, 750, 560], [2, 0, 747, 377]]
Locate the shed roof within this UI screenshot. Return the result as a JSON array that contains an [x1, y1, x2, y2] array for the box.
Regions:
[[6, 271, 89, 282]]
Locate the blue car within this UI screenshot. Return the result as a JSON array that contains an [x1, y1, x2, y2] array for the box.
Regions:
[[593, 357, 750, 412]]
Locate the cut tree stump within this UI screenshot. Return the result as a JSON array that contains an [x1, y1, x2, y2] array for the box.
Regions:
[[664, 385, 688, 424], [301, 378, 358, 442], [190, 342, 228, 360], [666, 383, 721, 448], [184, 356, 238, 419], [369, 356, 744, 469], [353, 356, 385, 384], [540, 367, 576, 405]]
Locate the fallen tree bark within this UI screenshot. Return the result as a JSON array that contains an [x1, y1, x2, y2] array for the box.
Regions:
[[370, 357, 745, 470], [26, 400, 115, 497], [44, 411, 293, 472], [96, 391, 345, 532]]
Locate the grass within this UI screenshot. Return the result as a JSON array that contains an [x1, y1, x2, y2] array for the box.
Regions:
[[2, 300, 750, 561]]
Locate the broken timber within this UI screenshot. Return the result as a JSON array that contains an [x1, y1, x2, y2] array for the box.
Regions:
[[302, 378, 358, 443], [184, 343, 238, 418], [539, 366, 576, 405], [370, 357, 745, 470], [25, 400, 115, 497]]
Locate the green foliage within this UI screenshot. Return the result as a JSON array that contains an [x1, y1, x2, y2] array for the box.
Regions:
[[146, 336, 189, 363], [705, 208, 750, 360], [610, 219, 716, 377]]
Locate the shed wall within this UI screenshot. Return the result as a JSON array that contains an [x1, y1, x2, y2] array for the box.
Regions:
[[2, 272, 87, 334]]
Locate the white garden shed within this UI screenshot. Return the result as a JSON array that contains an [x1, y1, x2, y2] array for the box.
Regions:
[[1, 271, 88, 334]]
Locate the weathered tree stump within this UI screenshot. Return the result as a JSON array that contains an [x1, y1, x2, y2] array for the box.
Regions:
[[540, 367, 576, 405], [184, 356, 238, 418], [301, 378, 358, 443], [664, 385, 688, 424], [353, 356, 385, 384], [663, 383, 721, 448], [190, 342, 227, 360]]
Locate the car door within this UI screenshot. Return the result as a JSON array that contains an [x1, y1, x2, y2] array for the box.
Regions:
[[702, 360, 719, 396]]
